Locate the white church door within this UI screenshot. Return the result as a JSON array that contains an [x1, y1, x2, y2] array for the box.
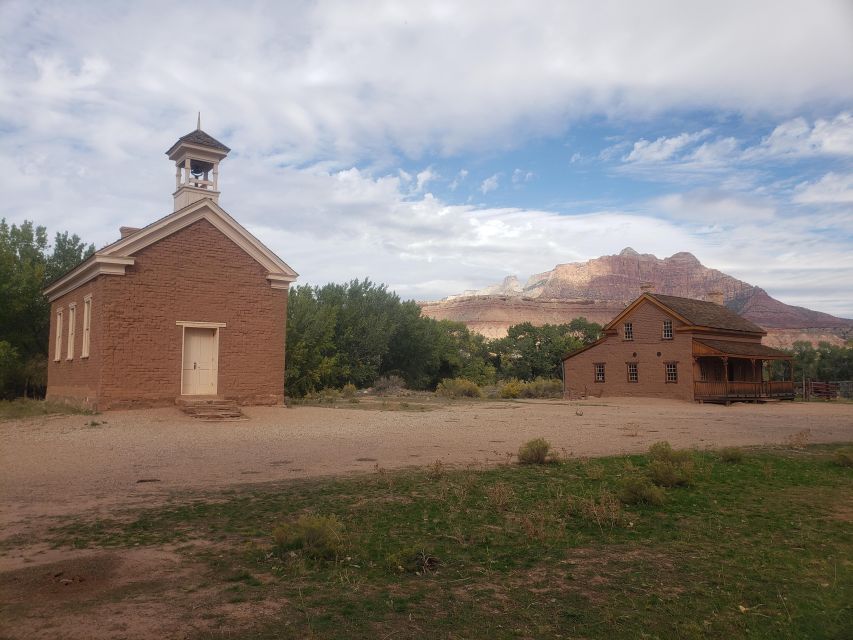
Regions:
[[182, 327, 218, 395]]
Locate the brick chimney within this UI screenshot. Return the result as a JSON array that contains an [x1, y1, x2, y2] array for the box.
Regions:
[[706, 290, 724, 306], [640, 282, 654, 295], [120, 226, 140, 239]]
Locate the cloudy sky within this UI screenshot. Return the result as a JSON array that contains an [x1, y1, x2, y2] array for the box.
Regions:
[[2, 1, 852, 316]]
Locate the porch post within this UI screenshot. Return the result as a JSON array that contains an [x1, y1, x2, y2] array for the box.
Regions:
[[722, 356, 729, 400]]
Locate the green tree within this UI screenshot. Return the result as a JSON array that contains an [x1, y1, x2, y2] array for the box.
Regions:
[[493, 322, 585, 381], [0, 219, 93, 398]]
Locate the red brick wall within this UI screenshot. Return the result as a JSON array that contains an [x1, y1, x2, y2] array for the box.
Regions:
[[97, 218, 287, 408], [563, 300, 694, 401], [47, 217, 288, 409], [46, 280, 103, 407]]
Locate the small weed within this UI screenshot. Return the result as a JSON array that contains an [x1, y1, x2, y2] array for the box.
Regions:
[[272, 514, 345, 560], [567, 491, 626, 531], [647, 459, 694, 487], [618, 475, 665, 506], [427, 460, 445, 480], [583, 461, 605, 480], [648, 441, 692, 463], [518, 438, 551, 465], [485, 481, 515, 511], [832, 447, 853, 467], [388, 546, 441, 574], [787, 429, 811, 449], [719, 447, 745, 463]]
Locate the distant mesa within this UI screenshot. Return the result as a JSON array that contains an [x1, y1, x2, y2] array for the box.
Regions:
[[419, 249, 852, 348]]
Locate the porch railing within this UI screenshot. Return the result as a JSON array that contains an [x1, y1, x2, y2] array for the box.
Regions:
[[694, 379, 794, 400]]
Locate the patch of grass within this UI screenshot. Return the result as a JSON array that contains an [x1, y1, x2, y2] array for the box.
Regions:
[[648, 440, 692, 463], [0, 398, 94, 421], [499, 377, 562, 399], [618, 474, 666, 505], [272, 514, 345, 560], [39, 444, 853, 640], [719, 446, 745, 463], [517, 437, 551, 464]]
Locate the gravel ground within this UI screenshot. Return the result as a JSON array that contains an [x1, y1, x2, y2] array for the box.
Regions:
[[1, 397, 851, 531]]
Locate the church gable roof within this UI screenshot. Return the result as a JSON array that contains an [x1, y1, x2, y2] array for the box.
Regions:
[[44, 199, 297, 301]]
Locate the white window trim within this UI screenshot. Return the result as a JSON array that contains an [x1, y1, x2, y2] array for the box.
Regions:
[[662, 319, 673, 340], [54, 308, 63, 362], [623, 322, 634, 341], [66, 303, 77, 360], [82, 295, 92, 358]]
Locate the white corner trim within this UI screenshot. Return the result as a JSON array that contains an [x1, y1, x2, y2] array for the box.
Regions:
[[267, 274, 295, 289], [44, 256, 135, 301], [176, 321, 227, 328]]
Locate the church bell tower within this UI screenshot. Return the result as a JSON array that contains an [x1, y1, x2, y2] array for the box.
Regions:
[[166, 115, 231, 211]]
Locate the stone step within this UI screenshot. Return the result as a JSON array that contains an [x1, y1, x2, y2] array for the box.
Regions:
[[177, 396, 246, 421]]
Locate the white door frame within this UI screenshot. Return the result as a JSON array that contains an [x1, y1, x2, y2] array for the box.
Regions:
[[177, 321, 226, 396]]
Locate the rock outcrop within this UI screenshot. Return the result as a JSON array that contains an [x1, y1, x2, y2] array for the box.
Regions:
[[419, 249, 852, 347]]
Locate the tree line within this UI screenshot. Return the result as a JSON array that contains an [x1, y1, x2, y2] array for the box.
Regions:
[[2, 220, 852, 400]]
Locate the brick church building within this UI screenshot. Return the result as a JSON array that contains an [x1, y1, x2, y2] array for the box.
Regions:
[[44, 124, 297, 409]]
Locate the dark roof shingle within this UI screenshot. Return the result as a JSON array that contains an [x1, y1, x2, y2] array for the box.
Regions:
[[649, 293, 765, 334], [166, 129, 230, 155]]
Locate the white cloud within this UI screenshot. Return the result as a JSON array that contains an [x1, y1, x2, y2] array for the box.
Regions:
[[624, 129, 711, 163], [748, 112, 853, 159], [793, 172, 853, 204], [414, 167, 437, 193], [652, 190, 777, 223], [512, 168, 534, 183], [480, 174, 500, 194]]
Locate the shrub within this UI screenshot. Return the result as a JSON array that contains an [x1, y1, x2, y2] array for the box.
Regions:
[[272, 514, 345, 560], [341, 383, 357, 399], [567, 491, 626, 530], [648, 441, 692, 463], [833, 448, 853, 467], [647, 459, 694, 487], [499, 379, 524, 399], [519, 377, 563, 399], [719, 447, 745, 463], [518, 438, 551, 465], [435, 377, 483, 398], [319, 387, 339, 403], [373, 374, 405, 395], [618, 475, 665, 506], [485, 481, 515, 511]]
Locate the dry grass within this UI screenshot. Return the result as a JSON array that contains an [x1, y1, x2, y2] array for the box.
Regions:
[[618, 475, 666, 506], [272, 513, 345, 560], [485, 481, 516, 511], [567, 491, 626, 531], [518, 437, 551, 465]]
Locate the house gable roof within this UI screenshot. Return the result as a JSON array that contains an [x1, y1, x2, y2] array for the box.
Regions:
[[604, 293, 765, 335], [693, 338, 790, 359], [44, 198, 297, 301]]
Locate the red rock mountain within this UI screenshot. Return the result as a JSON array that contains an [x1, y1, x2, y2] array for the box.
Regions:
[[419, 248, 851, 348]]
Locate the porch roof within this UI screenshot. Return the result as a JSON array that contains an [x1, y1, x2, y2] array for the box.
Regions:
[[693, 338, 791, 360]]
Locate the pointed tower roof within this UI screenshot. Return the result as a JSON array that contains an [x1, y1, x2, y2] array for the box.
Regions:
[[166, 128, 230, 156]]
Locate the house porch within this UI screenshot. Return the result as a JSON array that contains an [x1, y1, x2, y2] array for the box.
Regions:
[[692, 339, 794, 404]]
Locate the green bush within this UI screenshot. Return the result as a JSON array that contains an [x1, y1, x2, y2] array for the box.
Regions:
[[272, 514, 345, 560], [435, 377, 483, 398], [832, 448, 853, 468], [618, 475, 665, 506], [499, 377, 563, 399], [719, 447, 745, 463], [341, 383, 357, 399], [499, 379, 524, 399], [647, 459, 694, 487], [518, 438, 551, 465]]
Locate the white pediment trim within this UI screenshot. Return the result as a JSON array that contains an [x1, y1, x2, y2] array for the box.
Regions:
[[43, 199, 297, 301]]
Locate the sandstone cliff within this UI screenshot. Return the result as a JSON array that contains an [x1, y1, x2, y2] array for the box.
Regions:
[[419, 248, 852, 347]]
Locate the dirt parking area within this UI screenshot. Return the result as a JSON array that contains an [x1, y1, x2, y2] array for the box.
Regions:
[[1, 397, 851, 527]]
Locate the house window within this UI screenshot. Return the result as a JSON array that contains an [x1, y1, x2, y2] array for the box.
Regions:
[[623, 322, 633, 341], [82, 295, 92, 358], [662, 319, 673, 340], [627, 362, 638, 383], [54, 308, 63, 362], [67, 303, 76, 360], [665, 362, 678, 383], [594, 363, 606, 383]]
